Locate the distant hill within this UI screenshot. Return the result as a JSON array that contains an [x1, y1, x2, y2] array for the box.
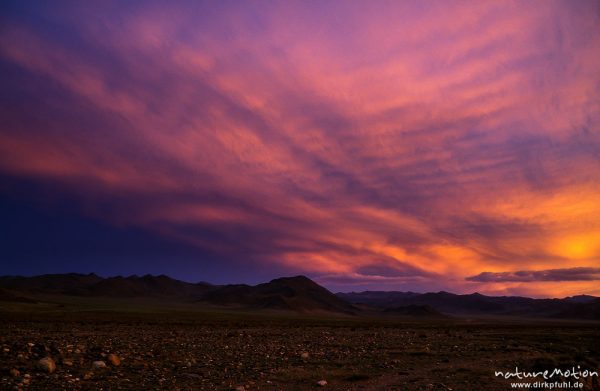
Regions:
[[337, 291, 420, 308], [1, 273, 597, 319], [553, 299, 600, 320], [0, 273, 104, 296], [0, 287, 37, 303], [383, 304, 445, 317], [563, 295, 598, 304], [0, 274, 355, 314], [337, 291, 600, 320], [0, 273, 211, 298], [88, 275, 212, 297], [201, 276, 356, 314]]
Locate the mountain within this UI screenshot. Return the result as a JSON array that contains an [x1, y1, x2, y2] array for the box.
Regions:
[[0, 273, 104, 296], [0, 287, 37, 303], [563, 294, 599, 304], [337, 291, 600, 319], [0, 273, 211, 298], [201, 276, 356, 314], [553, 298, 600, 320], [0, 274, 355, 314], [337, 291, 420, 307], [87, 275, 212, 297], [2, 273, 597, 319], [383, 304, 445, 317]]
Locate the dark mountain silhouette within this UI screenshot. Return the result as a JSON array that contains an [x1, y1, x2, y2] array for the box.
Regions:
[[0, 273, 104, 296], [383, 304, 445, 317], [0, 273, 211, 298], [338, 291, 600, 319], [563, 295, 598, 304], [1, 273, 597, 319], [0, 274, 355, 314], [553, 298, 600, 320], [338, 291, 504, 312], [88, 275, 212, 297], [201, 276, 356, 314], [337, 291, 420, 308], [0, 287, 37, 303]]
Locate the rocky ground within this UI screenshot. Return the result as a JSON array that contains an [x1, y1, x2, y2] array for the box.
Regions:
[[1, 310, 599, 390]]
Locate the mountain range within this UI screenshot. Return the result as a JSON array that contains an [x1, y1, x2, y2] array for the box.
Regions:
[[0, 273, 354, 314], [337, 291, 600, 320], [1, 273, 598, 319]]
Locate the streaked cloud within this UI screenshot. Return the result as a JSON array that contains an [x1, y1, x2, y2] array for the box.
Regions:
[[0, 1, 599, 296]]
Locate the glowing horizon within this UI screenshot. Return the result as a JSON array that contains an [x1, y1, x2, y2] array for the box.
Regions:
[[1, 1, 599, 297]]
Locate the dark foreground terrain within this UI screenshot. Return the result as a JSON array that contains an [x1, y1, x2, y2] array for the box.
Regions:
[[1, 300, 599, 391]]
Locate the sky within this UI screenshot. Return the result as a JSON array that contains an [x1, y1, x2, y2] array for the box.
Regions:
[[1, 0, 599, 297]]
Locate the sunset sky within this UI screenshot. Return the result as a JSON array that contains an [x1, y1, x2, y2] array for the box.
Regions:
[[1, 0, 599, 297]]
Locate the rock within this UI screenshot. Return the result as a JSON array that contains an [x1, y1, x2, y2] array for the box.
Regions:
[[107, 354, 120, 366], [9, 368, 20, 377], [63, 359, 74, 367], [300, 352, 310, 360], [317, 379, 327, 387], [92, 360, 106, 369], [38, 357, 56, 373], [235, 386, 246, 391], [182, 373, 201, 379], [32, 343, 49, 357], [83, 371, 93, 380]]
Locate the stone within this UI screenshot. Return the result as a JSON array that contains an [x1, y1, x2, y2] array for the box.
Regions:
[[107, 354, 121, 366], [9, 368, 20, 377], [92, 360, 107, 369], [32, 344, 49, 357], [317, 380, 327, 387], [38, 357, 56, 373], [300, 352, 309, 360]]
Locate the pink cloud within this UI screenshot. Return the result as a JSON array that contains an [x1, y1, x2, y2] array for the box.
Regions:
[[1, 1, 599, 295]]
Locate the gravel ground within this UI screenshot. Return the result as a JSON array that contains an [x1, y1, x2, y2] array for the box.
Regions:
[[1, 311, 599, 390]]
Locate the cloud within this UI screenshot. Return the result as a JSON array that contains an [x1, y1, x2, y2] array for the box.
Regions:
[[355, 258, 434, 278], [0, 1, 599, 295], [466, 267, 600, 282]]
